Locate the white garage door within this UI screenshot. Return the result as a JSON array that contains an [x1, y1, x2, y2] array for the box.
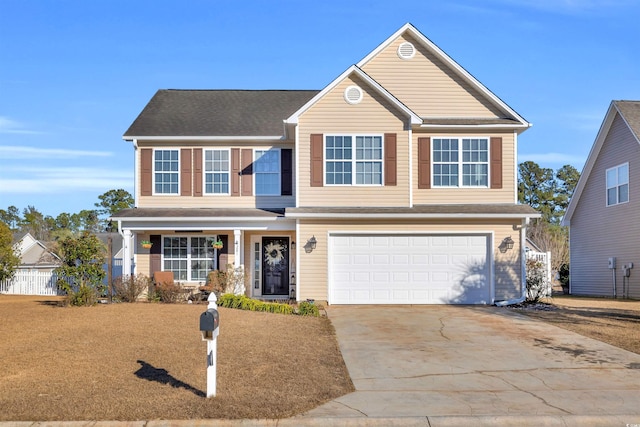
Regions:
[[329, 234, 491, 305]]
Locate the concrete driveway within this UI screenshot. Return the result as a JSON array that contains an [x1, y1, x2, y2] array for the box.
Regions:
[[300, 305, 640, 425]]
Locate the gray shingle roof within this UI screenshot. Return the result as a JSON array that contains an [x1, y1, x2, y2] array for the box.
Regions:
[[615, 100, 640, 141], [123, 90, 319, 138]]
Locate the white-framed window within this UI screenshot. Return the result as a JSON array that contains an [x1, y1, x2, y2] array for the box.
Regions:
[[325, 135, 383, 185], [606, 163, 629, 206], [254, 149, 280, 195], [432, 137, 488, 187], [204, 149, 230, 194], [154, 149, 179, 194], [163, 236, 215, 281]]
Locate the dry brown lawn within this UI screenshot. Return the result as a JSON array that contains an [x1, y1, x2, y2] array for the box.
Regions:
[[0, 295, 354, 421], [512, 295, 640, 355]]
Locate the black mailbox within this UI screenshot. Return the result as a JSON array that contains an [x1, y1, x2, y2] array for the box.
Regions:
[[200, 308, 219, 341], [200, 308, 219, 331]]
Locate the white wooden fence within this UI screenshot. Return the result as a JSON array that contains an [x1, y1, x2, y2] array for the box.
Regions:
[[1, 259, 130, 296], [0, 270, 60, 295], [526, 250, 552, 296]]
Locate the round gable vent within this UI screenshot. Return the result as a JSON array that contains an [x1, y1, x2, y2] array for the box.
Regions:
[[397, 41, 416, 60], [344, 85, 363, 104]]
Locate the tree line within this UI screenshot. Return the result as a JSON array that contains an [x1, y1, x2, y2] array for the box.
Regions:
[[518, 161, 580, 284], [0, 188, 134, 241]]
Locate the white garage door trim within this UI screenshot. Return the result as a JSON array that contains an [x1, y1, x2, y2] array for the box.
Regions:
[[328, 231, 494, 305]]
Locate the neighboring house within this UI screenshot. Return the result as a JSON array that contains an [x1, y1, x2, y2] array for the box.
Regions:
[[0, 233, 61, 295], [112, 23, 539, 305], [563, 100, 640, 299]]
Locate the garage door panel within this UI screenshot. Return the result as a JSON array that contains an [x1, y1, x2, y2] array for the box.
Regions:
[[392, 254, 409, 264], [330, 234, 490, 304], [373, 254, 390, 264], [353, 255, 371, 265], [432, 254, 449, 265]]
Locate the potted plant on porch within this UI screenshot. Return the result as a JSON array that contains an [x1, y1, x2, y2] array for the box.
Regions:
[[212, 239, 223, 250], [140, 240, 153, 249]]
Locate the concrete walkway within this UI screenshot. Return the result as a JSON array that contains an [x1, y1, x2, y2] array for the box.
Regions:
[[297, 305, 640, 425]]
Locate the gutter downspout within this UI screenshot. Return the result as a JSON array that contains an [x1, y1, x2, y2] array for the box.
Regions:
[[495, 217, 529, 306]]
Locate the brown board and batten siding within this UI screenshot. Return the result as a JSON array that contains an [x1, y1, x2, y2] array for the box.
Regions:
[[135, 141, 296, 209], [296, 220, 522, 302], [360, 33, 504, 119], [570, 113, 640, 298], [297, 75, 410, 208], [412, 131, 515, 204]]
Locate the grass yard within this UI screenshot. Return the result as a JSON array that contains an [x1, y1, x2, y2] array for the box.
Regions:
[[0, 295, 354, 421], [511, 295, 640, 355]]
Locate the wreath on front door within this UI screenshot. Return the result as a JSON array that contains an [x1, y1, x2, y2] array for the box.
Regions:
[[264, 241, 286, 267]]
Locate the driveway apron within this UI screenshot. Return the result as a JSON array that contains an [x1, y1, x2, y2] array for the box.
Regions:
[[301, 305, 640, 420]]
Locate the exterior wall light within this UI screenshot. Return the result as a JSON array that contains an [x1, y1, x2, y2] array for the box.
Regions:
[[500, 236, 515, 253], [305, 236, 317, 253]]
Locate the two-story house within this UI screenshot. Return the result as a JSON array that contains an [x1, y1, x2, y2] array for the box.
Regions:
[[112, 23, 539, 305]]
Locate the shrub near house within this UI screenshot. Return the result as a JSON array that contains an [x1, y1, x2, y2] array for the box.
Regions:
[[55, 232, 106, 306]]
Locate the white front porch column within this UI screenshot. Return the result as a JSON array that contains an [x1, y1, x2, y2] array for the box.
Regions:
[[233, 229, 242, 268], [122, 228, 133, 277]]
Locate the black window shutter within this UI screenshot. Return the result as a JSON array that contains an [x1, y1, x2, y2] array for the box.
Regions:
[[281, 149, 293, 196]]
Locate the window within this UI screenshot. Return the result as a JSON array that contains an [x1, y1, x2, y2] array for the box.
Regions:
[[204, 149, 230, 194], [163, 237, 188, 280], [190, 237, 215, 281], [154, 149, 179, 194], [606, 163, 629, 206], [163, 236, 216, 281], [254, 149, 280, 195], [325, 135, 382, 185], [433, 137, 488, 187]]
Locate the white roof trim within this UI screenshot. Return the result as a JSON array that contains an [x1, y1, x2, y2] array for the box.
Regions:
[[563, 101, 622, 225], [123, 135, 284, 142], [113, 216, 286, 222], [286, 212, 541, 220], [357, 23, 530, 128], [285, 65, 422, 125]]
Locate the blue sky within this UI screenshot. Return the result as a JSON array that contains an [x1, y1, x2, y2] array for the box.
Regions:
[[1, 0, 639, 218]]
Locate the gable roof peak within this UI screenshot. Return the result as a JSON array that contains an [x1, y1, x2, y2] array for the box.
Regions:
[[285, 64, 422, 125], [563, 100, 640, 225], [357, 23, 530, 128], [613, 100, 640, 141]]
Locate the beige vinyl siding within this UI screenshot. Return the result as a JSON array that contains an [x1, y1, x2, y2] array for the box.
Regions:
[[297, 219, 522, 302], [570, 113, 640, 298], [413, 130, 515, 204], [136, 140, 295, 209], [361, 33, 504, 119], [298, 75, 410, 207]]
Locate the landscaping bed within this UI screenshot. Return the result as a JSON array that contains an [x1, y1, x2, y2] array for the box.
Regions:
[[0, 295, 354, 421]]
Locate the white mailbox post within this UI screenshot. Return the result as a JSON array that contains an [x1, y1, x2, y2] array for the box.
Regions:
[[199, 292, 219, 398]]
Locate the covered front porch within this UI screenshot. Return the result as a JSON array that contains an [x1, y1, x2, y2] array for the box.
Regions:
[[109, 208, 297, 300]]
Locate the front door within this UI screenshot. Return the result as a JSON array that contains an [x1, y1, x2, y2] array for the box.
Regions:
[[262, 237, 289, 296]]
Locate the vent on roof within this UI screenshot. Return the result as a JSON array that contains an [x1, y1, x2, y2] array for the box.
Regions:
[[344, 85, 363, 105], [397, 42, 416, 60]]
